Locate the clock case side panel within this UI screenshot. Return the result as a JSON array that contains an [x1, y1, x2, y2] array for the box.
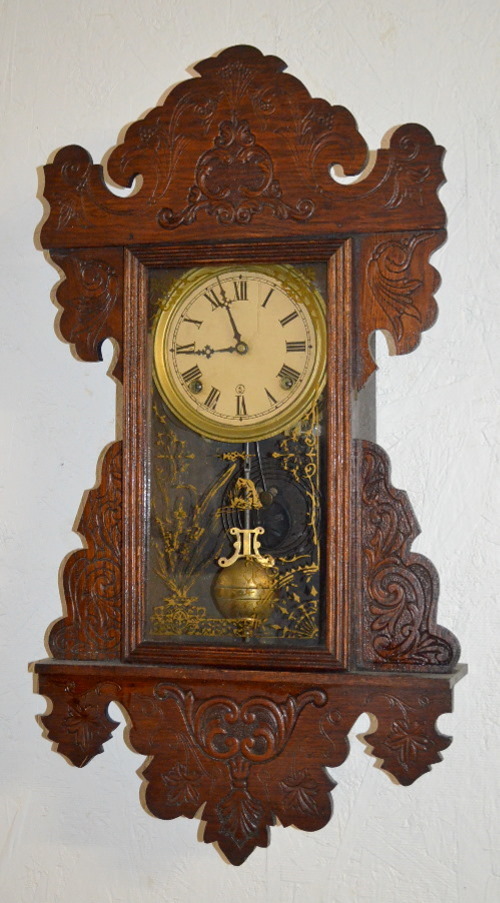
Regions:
[[44, 246, 124, 661], [352, 439, 460, 672], [122, 240, 353, 671], [351, 229, 461, 673]]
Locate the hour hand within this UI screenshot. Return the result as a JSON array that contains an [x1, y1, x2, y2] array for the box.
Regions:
[[175, 343, 237, 359], [211, 345, 238, 355]]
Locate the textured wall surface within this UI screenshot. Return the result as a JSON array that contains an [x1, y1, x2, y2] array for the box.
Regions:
[[1, 1, 498, 900]]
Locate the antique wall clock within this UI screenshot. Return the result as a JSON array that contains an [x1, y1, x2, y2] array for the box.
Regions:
[[33, 46, 465, 865]]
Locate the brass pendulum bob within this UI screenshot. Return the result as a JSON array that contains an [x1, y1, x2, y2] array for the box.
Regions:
[[212, 443, 277, 637]]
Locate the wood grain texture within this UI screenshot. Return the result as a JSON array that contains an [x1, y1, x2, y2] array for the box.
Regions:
[[33, 44, 463, 865], [355, 230, 444, 388], [121, 240, 351, 672], [40, 46, 445, 250], [36, 661, 463, 864], [50, 248, 124, 381], [357, 441, 460, 671], [48, 442, 122, 660]]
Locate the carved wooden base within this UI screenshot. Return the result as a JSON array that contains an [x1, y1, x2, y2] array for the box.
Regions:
[[34, 661, 465, 865]]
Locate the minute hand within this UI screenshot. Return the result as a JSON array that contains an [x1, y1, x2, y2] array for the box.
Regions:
[[224, 302, 242, 344], [216, 277, 243, 344]]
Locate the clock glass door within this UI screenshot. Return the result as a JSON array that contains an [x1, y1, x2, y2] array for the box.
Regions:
[[143, 261, 329, 649]]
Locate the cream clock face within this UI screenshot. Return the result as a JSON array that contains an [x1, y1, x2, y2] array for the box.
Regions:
[[153, 265, 326, 441]]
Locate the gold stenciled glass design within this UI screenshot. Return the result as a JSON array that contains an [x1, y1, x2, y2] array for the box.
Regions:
[[146, 263, 328, 648], [152, 265, 326, 442]]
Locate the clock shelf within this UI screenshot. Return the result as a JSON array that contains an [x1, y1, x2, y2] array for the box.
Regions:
[[36, 660, 464, 866]]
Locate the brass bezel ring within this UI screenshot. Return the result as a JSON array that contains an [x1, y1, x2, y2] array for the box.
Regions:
[[152, 264, 327, 442]]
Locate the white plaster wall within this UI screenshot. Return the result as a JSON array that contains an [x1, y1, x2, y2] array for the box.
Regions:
[[1, 1, 498, 900]]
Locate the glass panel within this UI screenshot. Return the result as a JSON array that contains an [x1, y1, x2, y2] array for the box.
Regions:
[[145, 262, 328, 648]]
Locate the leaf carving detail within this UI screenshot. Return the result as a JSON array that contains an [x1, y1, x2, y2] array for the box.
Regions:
[[147, 684, 327, 862], [51, 252, 123, 376], [280, 770, 321, 816], [217, 788, 265, 849], [386, 718, 429, 765], [48, 442, 122, 660], [363, 692, 452, 785], [360, 441, 460, 670], [162, 763, 202, 806], [367, 234, 430, 341], [158, 115, 314, 228]]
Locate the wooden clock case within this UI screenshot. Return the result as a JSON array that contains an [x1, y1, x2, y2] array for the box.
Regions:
[[33, 45, 464, 865]]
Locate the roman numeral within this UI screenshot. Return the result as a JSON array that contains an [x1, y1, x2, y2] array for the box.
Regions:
[[233, 279, 248, 301], [183, 316, 203, 329], [278, 364, 300, 383], [204, 288, 222, 310], [261, 288, 274, 308], [204, 386, 221, 410], [280, 310, 299, 327], [265, 387, 277, 405], [176, 342, 196, 353], [181, 364, 202, 383], [236, 394, 247, 416], [286, 340, 306, 353]]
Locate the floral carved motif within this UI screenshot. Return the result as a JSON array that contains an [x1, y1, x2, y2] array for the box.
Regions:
[[158, 116, 315, 228], [367, 233, 432, 341], [40, 47, 446, 249], [359, 442, 460, 670], [50, 250, 123, 381], [363, 691, 452, 785], [384, 127, 434, 209], [35, 665, 462, 862], [356, 229, 444, 389], [40, 679, 120, 768], [49, 442, 122, 660], [279, 768, 327, 818], [130, 684, 329, 865]]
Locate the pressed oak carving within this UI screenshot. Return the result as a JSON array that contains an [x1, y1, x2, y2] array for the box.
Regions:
[[34, 45, 464, 865]]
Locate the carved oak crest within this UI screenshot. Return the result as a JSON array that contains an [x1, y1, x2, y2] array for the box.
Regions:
[[33, 45, 464, 865]]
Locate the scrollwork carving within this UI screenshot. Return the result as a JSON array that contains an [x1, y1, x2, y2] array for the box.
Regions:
[[158, 115, 315, 228], [131, 684, 328, 864], [39, 678, 120, 767], [35, 665, 462, 862], [153, 684, 326, 763], [40, 47, 445, 249], [363, 691, 452, 785], [356, 229, 444, 388], [385, 127, 434, 209], [50, 249, 123, 381], [359, 442, 460, 670], [48, 442, 122, 660]]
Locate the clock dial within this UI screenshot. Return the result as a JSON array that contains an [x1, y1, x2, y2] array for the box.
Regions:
[[153, 265, 326, 441]]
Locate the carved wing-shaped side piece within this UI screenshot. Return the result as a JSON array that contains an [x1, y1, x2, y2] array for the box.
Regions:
[[48, 442, 122, 660], [356, 230, 445, 387], [358, 441, 460, 671]]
